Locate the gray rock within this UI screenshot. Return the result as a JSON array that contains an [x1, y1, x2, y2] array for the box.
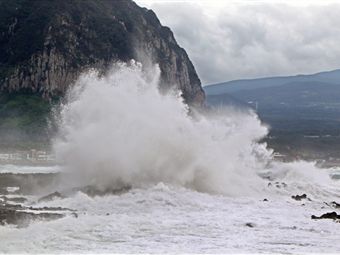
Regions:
[[38, 191, 65, 203], [0, 203, 64, 227], [0, 0, 204, 106], [291, 194, 310, 201], [76, 185, 132, 197], [245, 222, 255, 228], [311, 212, 340, 221], [0, 196, 27, 204]]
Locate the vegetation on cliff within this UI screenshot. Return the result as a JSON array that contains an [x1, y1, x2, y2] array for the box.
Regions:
[[0, 0, 205, 146]]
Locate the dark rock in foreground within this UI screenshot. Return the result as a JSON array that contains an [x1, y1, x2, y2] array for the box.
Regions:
[[0, 195, 27, 203], [245, 222, 255, 228], [291, 194, 311, 201], [0, 202, 64, 227], [0, 173, 76, 227], [311, 212, 340, 221]]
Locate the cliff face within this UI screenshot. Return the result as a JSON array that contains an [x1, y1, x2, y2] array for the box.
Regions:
[[0, 0, 205, 106]]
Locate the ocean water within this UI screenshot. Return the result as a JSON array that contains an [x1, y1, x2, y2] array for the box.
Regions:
[[1, 173, 340, 253], [1, 62, 340, 253]]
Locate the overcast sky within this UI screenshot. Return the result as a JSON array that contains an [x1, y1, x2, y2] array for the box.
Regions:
[[135, 0, 340, 85]]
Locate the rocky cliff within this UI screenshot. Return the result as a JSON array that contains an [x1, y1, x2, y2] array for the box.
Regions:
[[0, 0, 205, 106]]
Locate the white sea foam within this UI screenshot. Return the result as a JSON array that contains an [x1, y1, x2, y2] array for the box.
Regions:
[[0, 61, 337, 199], [1, 62, 340, 253], [1, 184, 340, 253], [51, 61, 340, 199], [53, 61, 273, 196]]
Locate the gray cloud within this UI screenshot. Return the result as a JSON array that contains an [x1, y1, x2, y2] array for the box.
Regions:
[[143, 2, 340, 85]]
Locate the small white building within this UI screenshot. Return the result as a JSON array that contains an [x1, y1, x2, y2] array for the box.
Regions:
[[0, 154, 10, 161]]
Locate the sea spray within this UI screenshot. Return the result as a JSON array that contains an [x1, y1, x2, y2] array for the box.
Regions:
[[53, 61, 272, 196]]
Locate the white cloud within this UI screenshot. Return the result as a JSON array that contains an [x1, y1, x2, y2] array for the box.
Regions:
[[136, 0, 340, 85]]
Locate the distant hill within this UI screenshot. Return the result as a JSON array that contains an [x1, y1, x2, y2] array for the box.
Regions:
[[232, 81, 340, 112], [204, 69, 340, 119], [204, 70, 340, 160], [204, 69, 340, 95], [206, 79, 340, 131]]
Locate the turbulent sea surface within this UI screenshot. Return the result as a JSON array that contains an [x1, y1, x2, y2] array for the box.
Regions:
[[1, 63, 340, 253], [1, 165, 340, 253]]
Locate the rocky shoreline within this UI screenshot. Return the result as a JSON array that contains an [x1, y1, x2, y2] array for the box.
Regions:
[[1, 172, 340, 228], [0, 202, 65, 227], [0, 172, 67, 227], [0, 172, 134, 227]]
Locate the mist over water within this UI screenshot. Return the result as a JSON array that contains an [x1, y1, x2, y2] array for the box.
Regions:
[[52, 61, 269, 195], [53, 61, 336, 197]]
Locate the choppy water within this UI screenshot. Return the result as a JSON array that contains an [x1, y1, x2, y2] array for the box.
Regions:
[[0, 175, 340, 253], [1, 63, 340, 253]]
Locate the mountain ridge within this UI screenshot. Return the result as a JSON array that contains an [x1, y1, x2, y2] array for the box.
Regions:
[[204, 70, 340, 161], [0, 0, 205, 147], [204, 69, 340, 95], [0, 0, 205, 106]]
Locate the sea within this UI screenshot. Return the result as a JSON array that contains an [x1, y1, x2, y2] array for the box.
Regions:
[[0, 62, 340, 253]]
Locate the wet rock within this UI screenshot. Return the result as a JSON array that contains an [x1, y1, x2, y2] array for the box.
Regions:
[[0, 196, 27, 204], [0, 203, 64, 227], [291, 194, 311, 201], [28, 206, 75, 212], [77, 185, 132, 197], [1, 203, 23, 210], [330, 201, 340, 208], [0, 1, 205, 106], [38, 191, 65, 202], [311, 212, 340, 221], [322, 201, 340, 209], [245, 222, 255, 228]]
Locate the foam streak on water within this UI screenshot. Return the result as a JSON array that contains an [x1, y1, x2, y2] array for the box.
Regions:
[[1, 184, 340, 253], [0, 164, 60, 174]]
